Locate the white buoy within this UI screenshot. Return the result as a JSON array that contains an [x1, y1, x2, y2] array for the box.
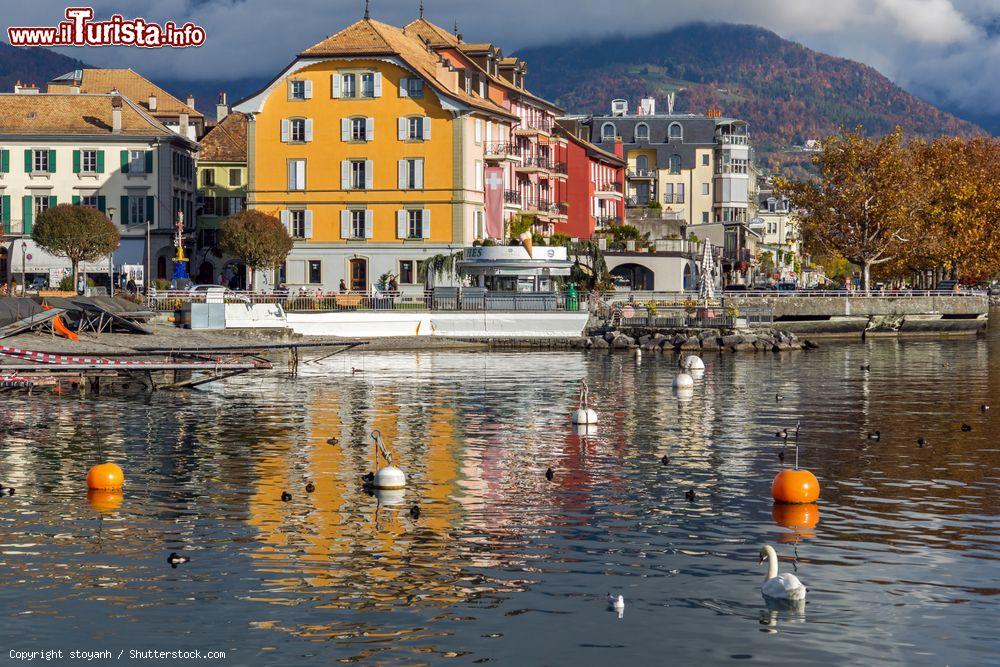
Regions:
[[684, 355, 705, 371], [673, 386, 694, 401], [673, 372, 694, 389], [369, 430, 406, 489], [571, 381, 599, 424]]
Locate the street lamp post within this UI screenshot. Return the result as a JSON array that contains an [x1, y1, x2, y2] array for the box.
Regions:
[[107, 207, 116, 298], [20, 241, 27, 297]]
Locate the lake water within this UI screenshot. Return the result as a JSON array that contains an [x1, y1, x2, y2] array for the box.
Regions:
[[1, 330, 998, 665]]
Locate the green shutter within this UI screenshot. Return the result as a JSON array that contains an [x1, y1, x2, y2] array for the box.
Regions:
[[0, 149, 8, 173], [121, 196, 129, 225], [146, 196, 154, 223], [49, 195, 57, 209], [73, 149, 81, 174], [97, 195, 106, 213], [22, 195, 32, 234], [144, 150, 153, 174], [48, 150, 56, 172], [72, 195, 81, 206], [96, 150, 105, 173], [1, 195, 9, 234], [24, 149, 32, 173], [121, 150, 129, 173]]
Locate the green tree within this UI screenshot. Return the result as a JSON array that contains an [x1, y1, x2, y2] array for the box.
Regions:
[[220, 210, 293, 289], [32, 204, 119, 287]]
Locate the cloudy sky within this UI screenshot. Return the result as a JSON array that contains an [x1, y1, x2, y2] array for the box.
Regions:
[[4, 0, 999, 128]]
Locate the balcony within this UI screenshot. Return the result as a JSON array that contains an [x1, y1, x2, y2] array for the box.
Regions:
[[595, 181, 624, 198], [716, 133, 749, 145], [626, 207, 685, 222], [523, 199, 567, 219], [595, 215, 623, 229], [504, 190, 522, 206], [513, 119, 554, 136], [627, 168, 656, 180], [484, 142, 520, 162]]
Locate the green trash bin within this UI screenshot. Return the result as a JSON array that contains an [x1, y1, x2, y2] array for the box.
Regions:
[[566, 283, 579, 311]]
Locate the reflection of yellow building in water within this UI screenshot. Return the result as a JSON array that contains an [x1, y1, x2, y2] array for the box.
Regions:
[[246, 365, 469, 614]]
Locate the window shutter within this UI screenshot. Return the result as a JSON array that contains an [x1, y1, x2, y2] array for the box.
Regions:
[[373, 72, 382, 97], [396, 211, 407, 239], [304, 118, 313, 142], [421, 209, 431, 238], [0, 149, 8, 173], [280, 209, 290, 232], [415, 160, 424, 189], [366, 117, 374, 141], [72, 195, 81, 205], [120, 196, 129, 224], [398, 117, 407, 141], [49, 195, 57, 208], [22, 196, 32, 233], [287, 162, 295, 190], [96, 150, 104, 173], [24, 149, 33, 173], [486, 121, 492, 143], [399, 77, 409, 97], [364, 160, 373, 189], [73, 150, 81, 174], [475, 119, 482, 143], [340, 210, 350, 238], [0, 195, 9, 235], [341, 160, 350, 189], [398, 160, 406, 189], [48, 150, 56, 172], [331, 73, 341, 98], [280, 119, 290, 142], [120, 150, 129, 172], [304, 209, 313, 238], [422, 116, 431, 140], [341, 118, 350, 142], [144, 150, 153, 173], [146, 196, 154, 222], [97, 195, 106, 213], [364, 210, 374, 238], [304, 79, 313, 99]]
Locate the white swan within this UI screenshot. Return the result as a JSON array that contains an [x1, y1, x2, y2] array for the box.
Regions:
[[759, 544, 806, 602]]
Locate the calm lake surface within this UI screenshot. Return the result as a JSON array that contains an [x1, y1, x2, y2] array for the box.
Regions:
[[1, 330, 998, 665]]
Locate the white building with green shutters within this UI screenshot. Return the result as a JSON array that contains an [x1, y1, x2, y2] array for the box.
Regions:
[[0, 87, 198, 289]]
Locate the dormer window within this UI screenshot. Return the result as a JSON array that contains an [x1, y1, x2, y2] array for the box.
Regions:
[[635, 123, 650, 141], [668, 122, 683, 141], [601, 122, 616, 141]]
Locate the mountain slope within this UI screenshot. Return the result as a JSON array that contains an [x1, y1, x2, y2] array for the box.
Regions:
[[0, 42, 88, 92], [516, 23, 984, 163]]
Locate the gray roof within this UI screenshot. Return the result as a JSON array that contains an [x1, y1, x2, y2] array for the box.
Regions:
[[580, 114, 749, 171]]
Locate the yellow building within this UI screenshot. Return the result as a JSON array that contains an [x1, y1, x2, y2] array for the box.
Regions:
[[234, 15, 516, 292]]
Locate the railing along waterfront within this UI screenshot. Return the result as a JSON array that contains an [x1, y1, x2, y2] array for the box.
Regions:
[[147, 289, 590, 313]]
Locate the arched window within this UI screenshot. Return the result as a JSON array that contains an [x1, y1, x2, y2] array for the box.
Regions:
[[668, 122, 683, 141], [635, 123, 649, 141], [601, 122, 616, 141], [668, 154, 681, 174], [635, 155, 648, 173]]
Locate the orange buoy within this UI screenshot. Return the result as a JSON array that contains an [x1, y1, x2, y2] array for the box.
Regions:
[[771, 468, 819, 504], [87, 489, 124, 513], [87, 462, 125, 490]]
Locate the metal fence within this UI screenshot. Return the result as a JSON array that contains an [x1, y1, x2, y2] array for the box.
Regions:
[[146, 289, 589, 314]]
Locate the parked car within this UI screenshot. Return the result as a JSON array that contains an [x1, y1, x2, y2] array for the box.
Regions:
[[775, 281, 797, 291], [723, 284, 748, 292]]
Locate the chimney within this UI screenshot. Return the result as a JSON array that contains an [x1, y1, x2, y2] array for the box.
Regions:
[[69, 85, 80, 95], [179, 112, 189, 138], [613, 137, 624, 159], [666, 92, 675, 114], [216, 91, 228, 121], [639, 97, 656, 115], [148, 94, 157, 111], [186, 93, 195, 109], [111, 95, 123, 134], [14, 81, 39, 95]]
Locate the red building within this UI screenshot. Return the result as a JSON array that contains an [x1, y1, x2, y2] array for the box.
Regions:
[[556, 121, 625, 239]]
